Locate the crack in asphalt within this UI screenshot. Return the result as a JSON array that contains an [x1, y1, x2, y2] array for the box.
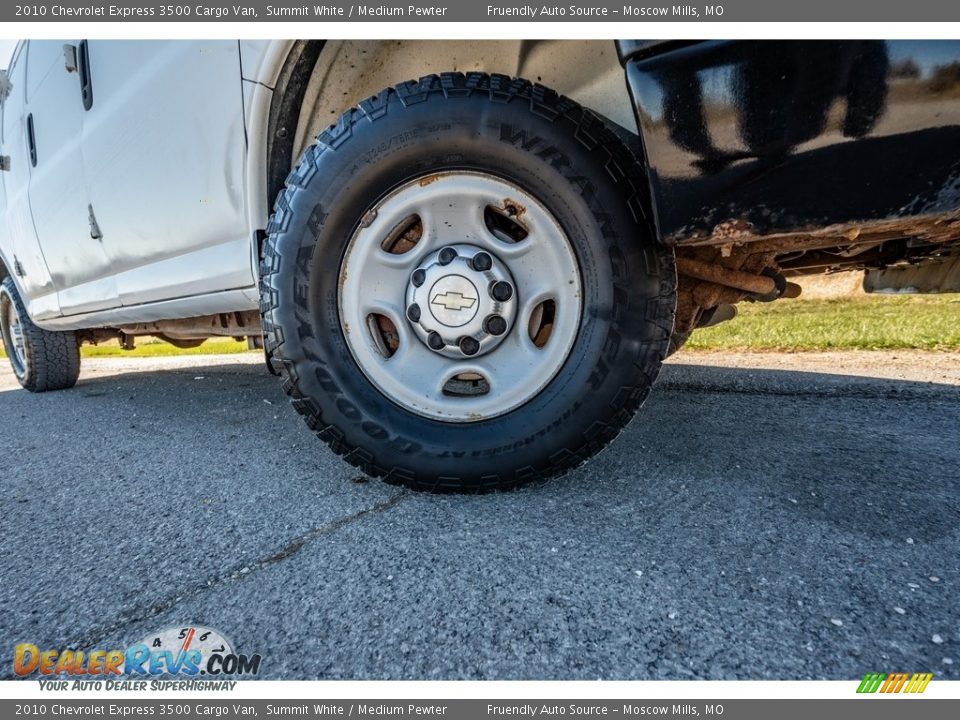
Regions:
[[1, 492, 409, 678]]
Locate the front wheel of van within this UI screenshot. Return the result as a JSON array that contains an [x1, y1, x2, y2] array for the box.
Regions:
[[259, 72, 677, 491], [0, 277, 81, 392]]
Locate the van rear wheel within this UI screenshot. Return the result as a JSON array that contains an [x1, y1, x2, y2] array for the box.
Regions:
[[0, 277, 81, 392]]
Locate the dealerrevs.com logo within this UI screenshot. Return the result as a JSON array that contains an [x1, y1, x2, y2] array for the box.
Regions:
[[13, 626, 262, 681]]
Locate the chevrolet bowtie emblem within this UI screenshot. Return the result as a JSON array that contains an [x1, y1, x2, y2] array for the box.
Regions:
[[431, 291, 477, 312]]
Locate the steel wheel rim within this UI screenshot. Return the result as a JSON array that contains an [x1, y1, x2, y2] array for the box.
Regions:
[[1, 292, 28, 378], [339, 171, 583, 422]]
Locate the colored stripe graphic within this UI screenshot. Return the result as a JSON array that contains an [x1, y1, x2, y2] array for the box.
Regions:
[[857, 672, 932, 693], [882, 672, 897, 692], [857, 672, 885, 693], [907, 673, 933, 693]]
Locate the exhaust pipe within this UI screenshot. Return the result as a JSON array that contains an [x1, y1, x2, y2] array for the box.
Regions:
[[676, 257, 801, 301]]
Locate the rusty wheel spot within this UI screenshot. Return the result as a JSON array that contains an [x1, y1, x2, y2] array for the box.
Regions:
[[380, 214, 423, 254], [484, 204, 529, 243], [366, 313, 400, 358], [528, 299, 556, 348]]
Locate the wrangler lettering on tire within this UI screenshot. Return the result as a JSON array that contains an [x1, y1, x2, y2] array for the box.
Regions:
[[259, 72, 677, 491]]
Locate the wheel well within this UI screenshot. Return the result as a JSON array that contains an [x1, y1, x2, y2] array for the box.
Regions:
[[266, 40, 325, 208], [265, 40, 637, 208]]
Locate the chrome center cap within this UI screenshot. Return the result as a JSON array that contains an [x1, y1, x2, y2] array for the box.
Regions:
[[406, 244, 518, 359], [428, 275, 479, 327]]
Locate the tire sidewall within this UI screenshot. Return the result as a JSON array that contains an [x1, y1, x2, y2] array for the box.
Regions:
[[0, 278, 30, 382]]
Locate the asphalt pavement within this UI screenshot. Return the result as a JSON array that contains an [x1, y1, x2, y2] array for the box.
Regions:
[[1, 351, 958, 680]]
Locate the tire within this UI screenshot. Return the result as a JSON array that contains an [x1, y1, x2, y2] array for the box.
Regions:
[[0, 276, 81, 392], [667, 330, 692, 357], [260, 72, 676, 491]]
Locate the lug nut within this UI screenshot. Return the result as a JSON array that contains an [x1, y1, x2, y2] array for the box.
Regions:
[[438, 247, 457, 265], [484, 315, 507, 336], [471, 252, 492, 272], [412, 269, 426, 287], [407, 304, 421, 323], [491, 281, 513, 302], [458, 336, 480, 356], [427, 332, 445, 350]]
